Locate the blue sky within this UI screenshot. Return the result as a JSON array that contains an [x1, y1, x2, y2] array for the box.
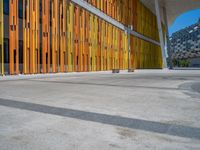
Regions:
[[169, 9, 200, 36]]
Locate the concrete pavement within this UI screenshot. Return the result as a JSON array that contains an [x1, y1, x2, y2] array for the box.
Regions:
[[0, 70, 200, 150]]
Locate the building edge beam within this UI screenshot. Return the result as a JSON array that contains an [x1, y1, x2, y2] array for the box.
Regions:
[[155, 0, 167, 68], [163, 7, 173, 69]]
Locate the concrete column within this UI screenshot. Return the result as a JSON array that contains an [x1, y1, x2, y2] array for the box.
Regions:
[[163, 7, 173, 69], [155, 0, 167, 68]]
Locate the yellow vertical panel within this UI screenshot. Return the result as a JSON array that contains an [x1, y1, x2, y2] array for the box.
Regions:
[[89, 13, 93, 71], [101, 20, 105, 70], [123, 32, 128, 70], [105, 22, 108, 70], [94, 15, 98, 71], [52, 0, 59, 73], [67, 2, 74, 72], [23, 0, 29, 74], [103, 21, 106, 70], [107, 24, 111, 70], [115, 28, 119, 69], [79, 8, 83, 72]]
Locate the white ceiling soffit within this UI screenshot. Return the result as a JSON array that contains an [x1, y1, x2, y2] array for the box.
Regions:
[[140, 0, 200, 25]]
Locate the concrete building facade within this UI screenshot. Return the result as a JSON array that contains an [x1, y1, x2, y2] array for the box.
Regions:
[[170, 19, 200, 53], [170, 19, 200, 67]]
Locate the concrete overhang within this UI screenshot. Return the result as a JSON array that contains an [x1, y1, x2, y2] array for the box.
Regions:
[[140, 0, 200, 25]]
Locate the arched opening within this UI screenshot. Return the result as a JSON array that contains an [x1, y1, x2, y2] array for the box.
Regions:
[[169, 9, 200, 68]]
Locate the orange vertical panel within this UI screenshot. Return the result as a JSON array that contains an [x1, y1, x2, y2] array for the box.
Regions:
[[23, 0, 40, 74], [81, 9, 86, 72], [59, 0, 67, 72], [74, 6, 80, 72], [85, 11, 90, 72], [36, 0, 40, 73], [42, 0, 50, 73], [30, 0, 40, 74], [97, 19, 101, 71], [52, 0, 59, 73], [9, 0, 19, 75]]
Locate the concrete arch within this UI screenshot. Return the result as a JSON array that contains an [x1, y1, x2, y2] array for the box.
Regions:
[[140, 0, 200, 25]]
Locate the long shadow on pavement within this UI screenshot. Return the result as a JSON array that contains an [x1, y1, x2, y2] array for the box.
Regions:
[[0, 98, 199, 140]]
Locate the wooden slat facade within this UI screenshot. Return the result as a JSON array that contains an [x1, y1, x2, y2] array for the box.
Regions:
[[0, 0, 163, 75]]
